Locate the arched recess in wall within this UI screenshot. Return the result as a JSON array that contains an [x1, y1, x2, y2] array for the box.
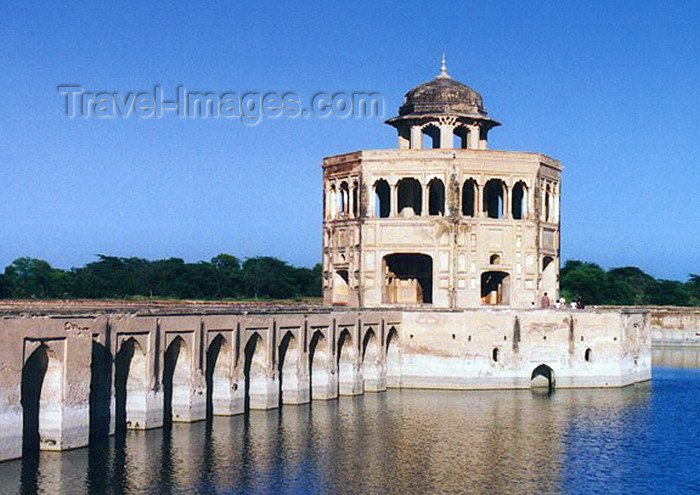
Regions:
[[481, 271, 510, 305], [483, 179, 504, 219], [89, 340, 112, 440], [383, 253, 433, 304], [339, 181, 349, 219], [20, 344, 52, 456], [422, 123, 440, 149], [374, 179, 391, 218], [278, 332, 298, 405], [337, 329, 356, 393], [462, 178, 477, 217], [115, 337, 148, 431], [544, 184, 552, 222], [309, 330, 330, 400], [244, 332, 266, 411], [428, 178, 445, 216], [397, 178, 422, 216], [385, 327, 401, 388], [542, 256, 557, 298], [206, 333, 232, 417], [531, 364, 555, 390], [361, 329, 380, 390], [332, 270, 350, 306], [163, 336, 192, 424], [352, 181, 359, 218], [453, 125, 469, 149], [512, 181, 527, 220]]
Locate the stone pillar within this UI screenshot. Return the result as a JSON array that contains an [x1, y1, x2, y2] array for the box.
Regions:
[[248, 374, 279, 410], [348, 184, 355, 219], [410, 125, 422, 149], [390, 181, 398, 217], [338, 362, 363, 396], [363, 361, 387, 392], [468, 124, 479, 149], [422, 180, 429, 216], [503, 184, 510, 219], [439, 124, 452, 148]]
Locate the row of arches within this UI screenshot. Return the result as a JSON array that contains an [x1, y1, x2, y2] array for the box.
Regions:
[[327, 180, 359, 220], [19, 326, 401, 457], [396, 122, 488, 150], [372, 178, 530, 220]]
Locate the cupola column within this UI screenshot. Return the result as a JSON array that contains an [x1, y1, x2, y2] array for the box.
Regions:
[[410, 126, 422, 150], [439, 124, 453, 149], [468, 124, 480, 149]]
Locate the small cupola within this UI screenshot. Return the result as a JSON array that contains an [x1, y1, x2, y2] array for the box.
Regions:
[[386, 55, 500, 150]]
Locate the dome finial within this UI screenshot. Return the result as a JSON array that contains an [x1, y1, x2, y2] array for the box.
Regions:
[[437, 52, 450, 79]]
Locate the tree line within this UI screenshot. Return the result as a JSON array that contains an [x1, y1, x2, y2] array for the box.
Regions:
[[0, 255, 697, 306], [0, 255, 322, 300], [560, 260, 699, 306]]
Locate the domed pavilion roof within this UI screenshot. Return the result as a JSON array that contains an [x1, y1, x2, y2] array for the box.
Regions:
[[386, 56, 499, 128]]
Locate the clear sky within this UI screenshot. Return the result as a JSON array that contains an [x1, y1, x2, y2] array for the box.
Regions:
[[1, 0, 698, 280]]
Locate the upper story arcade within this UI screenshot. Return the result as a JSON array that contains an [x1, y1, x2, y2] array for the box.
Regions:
[[322, 60, 562, 310], [385, 56, 500, 151]]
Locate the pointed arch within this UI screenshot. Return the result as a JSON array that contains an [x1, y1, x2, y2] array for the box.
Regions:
[[512, 181, 528, 220], [163, 336, 191, 424], [362, 329, 382, 391], [422, 123, 440, 149], [309, 330, 332, 400], [21, 343, 63, 454], [115, 337, 148, 430], [385, 327, 401, 388], [462, 178, 477, 217], [279, 331, 299, 405], [244, 332, 267, 410], [428, 178, 445, 216], [374, 179, 391, 218], [206, 333, 232, 417]]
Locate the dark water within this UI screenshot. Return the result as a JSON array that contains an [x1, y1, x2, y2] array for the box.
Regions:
[[2, 348, 700, 494]]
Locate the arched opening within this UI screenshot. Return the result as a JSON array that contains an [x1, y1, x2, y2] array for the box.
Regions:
[[492, 347, 500, 362], [481, 271, 510, 305], [352, 181, 359, 218], [422, 124, 440, 149], [428, 178, 445, 216], [374, 179, 391, 218], [385, 328, 400, 388], [453, 126, 469, 149], [361, 329, 380, 391], [21, 345, 49, 455], [339, 181, 349, 219], [115, 337, 148, 431], [397, 178, 422, 217], [332, 269, 350, 305], [483, 179, 504, 219], [512, 181, 527, 220], [89, 340, 112, 440], [309, 330, 330, 400], [584, 348, 592, 362], [205, 334, 232, 417], [383, 253, 433, 304], [163, 336, 191, 424], [329, 184, 337, 220], [542, 256, 556, 298], [243, 333, 267, 411], [489, 254, 501, 265], [337, 329, 356, 394], [545, 184, 551, 222], [278, 332, 299, 405], [531, 364, 555, 390], [462, 178, 476, 217]]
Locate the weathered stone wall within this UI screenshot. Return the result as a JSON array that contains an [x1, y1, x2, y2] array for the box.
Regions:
[[0, 305, 649, 462], [648, 308, 700, 345]]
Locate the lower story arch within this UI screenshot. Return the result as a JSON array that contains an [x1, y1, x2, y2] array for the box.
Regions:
[[530, 364, 555, 390]]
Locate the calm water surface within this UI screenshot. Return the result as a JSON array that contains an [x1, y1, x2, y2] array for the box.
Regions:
[[2, 347, 700, 494]]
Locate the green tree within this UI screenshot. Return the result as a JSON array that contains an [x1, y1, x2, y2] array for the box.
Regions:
[[686, 274, 700, 306], [211, 254, 242, 297], [4, 257, 69, 298], [242, 256, 299, 299], [560, 260, 608, 304], [647, 280, 691, 306]]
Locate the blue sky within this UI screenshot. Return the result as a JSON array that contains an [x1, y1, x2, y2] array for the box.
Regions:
[[1, 0, 698, 280]]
